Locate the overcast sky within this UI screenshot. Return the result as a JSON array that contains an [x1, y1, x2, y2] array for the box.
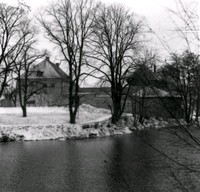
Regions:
[[1, 0, 198, 52], [0, 0, 183, 26], [0, 0, 199, 85]]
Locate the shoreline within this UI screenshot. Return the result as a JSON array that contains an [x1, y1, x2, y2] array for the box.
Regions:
[[0, 122, 132, 142], [0, 116, 187, 142]]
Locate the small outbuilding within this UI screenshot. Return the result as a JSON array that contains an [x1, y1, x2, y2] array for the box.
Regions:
[[127, 65, 183, 119], [131, 86, 183, 119]]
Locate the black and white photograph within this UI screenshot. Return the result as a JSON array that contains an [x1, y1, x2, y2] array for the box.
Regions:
[[0, 0, 199, 191]]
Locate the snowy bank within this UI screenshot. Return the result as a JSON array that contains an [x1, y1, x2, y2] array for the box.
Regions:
[[0, 116, 186, 142], [0, 121, 132, 141], [0, 104, 131, 141], [0, 104, 186, 142], [132, 117, 187, 130]]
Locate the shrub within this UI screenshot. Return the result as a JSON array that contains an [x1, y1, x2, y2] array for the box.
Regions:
[[0, 134, 15, 142]]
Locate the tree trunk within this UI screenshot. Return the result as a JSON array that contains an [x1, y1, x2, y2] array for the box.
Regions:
[[69, 94, 79, 124], [69, 111, 76, 124], [111, 113, 120, 124], [22, 105, 27, 117], [185, 111, 191, 124], [195, 91, 200, 122], [139, 114, 144, 124], [111, 98, 121, 124]]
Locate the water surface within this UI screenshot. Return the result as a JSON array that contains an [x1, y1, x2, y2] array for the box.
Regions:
[[0, 128, 200, 192]]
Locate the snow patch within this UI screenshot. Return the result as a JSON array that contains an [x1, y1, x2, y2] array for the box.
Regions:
[[0, 104, 185, 142]]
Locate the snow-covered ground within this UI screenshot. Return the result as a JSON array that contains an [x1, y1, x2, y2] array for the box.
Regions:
[[0, 104, 186, 142], [0, 104, 132, 141], [0, 104, 110, 125]]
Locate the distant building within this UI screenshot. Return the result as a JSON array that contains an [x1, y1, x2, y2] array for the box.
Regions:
[[17, 57, 69, 106], [127, 65, 183, 119], [131, 86, 183, 119]]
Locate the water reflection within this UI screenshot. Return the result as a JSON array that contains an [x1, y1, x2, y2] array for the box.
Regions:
[[103, 132, 161, 191]]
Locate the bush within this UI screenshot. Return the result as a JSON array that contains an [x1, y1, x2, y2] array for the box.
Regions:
[[0, 134, 15, 142]]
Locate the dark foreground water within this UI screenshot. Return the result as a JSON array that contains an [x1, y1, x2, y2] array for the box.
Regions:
[[0, 128, 200, 192]]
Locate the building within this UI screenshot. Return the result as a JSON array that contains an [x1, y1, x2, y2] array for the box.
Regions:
[[17, 56, 69, 106], [126, 65, 183, 119], [131, 86, 183, 119]]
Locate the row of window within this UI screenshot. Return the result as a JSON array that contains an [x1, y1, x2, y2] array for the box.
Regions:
[[43, 83, 55, 88]]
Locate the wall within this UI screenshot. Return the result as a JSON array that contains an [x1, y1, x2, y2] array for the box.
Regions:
[[79, 87, 133, 113], [16, 78, 69, 106], [0, 99, 14, 107], [131, 96, 183, 119]]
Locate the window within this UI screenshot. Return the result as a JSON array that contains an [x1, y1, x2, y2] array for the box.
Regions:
[[36, 71, 43, 77], [50, 83, 55, 88]]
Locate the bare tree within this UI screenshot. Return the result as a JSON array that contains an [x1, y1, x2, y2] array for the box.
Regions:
[[39, 0, 98, 123], [161, 50, 199, 124], [167, 0, 199, 52], [4, 82, 17, 107], [193, 64, 200, 122], [0, 3, 29, 99], [87, 4, 144, 124], [165, 0, 200, 123], [13, 19, 46, 117]]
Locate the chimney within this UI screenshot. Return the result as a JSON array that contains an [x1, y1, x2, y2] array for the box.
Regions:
[[56, 63, 60, 67], [46, 56, 50, 61]]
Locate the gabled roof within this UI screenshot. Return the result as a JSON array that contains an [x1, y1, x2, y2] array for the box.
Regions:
[[48, 60, 69, 80], [21, 57, 69, 81]]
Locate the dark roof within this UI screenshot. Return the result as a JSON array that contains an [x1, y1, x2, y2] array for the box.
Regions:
[[127, 65, 158, 86]]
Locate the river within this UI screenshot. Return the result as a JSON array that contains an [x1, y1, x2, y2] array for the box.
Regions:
[[0, 127, 200, 192]]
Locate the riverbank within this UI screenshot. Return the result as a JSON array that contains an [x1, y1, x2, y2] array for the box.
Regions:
[[0, 104, 130, 141], [0, 105, 187, 141], [0, 121, 132, 141]]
